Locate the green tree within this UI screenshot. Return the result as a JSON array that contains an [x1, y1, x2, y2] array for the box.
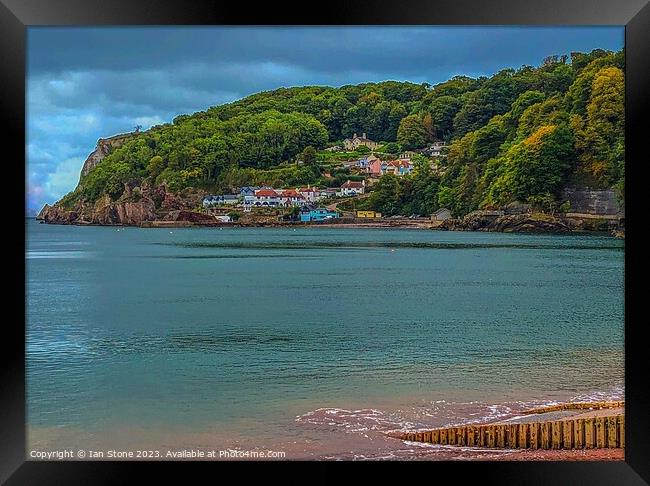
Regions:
[[397, 114, 427, 150]]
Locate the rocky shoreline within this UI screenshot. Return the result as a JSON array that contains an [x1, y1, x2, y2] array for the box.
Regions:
[[36, 182, 624, 237]]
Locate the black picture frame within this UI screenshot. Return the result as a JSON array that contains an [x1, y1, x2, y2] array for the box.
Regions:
[[3, 0, 648, 483]]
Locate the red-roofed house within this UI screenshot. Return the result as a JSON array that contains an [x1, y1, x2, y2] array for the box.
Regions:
[[340, 179, 366, 197], [279, 189, 307, 207], [253, 188, 281, 206], [298, 186, 319, 203]]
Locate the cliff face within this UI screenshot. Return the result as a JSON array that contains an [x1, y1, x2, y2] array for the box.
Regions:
[[36, 181, 205, 226], [80, 132, 136, 178]]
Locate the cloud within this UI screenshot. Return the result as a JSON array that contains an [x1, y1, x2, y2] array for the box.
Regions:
[[25, 26, 624, 215]]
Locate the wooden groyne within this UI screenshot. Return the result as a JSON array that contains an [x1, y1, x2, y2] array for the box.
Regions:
[[520, 401, 624, 415], [399, 415, 624, 450]]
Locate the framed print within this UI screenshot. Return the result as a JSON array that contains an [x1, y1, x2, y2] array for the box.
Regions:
[[3, 0, 649, 483]]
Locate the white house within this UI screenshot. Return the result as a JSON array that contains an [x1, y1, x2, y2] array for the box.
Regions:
[[340, 179, 365, 196]]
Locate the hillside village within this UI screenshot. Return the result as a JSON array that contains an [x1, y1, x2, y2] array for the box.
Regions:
[[200, 134, 450, 222], [38, 49, 625, 235]]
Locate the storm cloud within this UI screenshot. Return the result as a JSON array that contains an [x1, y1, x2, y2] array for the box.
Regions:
[[26, 26, 623, 215]]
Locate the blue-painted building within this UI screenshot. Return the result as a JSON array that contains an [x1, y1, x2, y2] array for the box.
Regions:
[[299, 208, 340, 222]]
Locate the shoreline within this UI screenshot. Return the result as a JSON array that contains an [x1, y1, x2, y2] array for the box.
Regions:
[[33, 218, 622, 237]]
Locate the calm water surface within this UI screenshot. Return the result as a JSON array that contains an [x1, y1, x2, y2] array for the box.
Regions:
[[26, 220, 624, 459]]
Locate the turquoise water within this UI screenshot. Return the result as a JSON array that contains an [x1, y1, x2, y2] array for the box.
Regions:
[[26, 220, 624, 459]]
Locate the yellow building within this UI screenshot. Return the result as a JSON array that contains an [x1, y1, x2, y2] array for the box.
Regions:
[[356, 210, 381, 218]]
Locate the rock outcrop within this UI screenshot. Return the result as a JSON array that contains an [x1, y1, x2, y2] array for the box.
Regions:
[[441, 213, 573, 233], [80, 132, 137, 177]]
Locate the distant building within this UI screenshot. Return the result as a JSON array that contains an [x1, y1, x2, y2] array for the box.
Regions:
[[398, 151, 418, 159], [342, 133, 380, 151], [340, 179, 366, 196], [431, 208, 452, 221], [420, 142, 447, 157], [300, 208, 340, 222], [297, 186, 319, 203], [278, 189, 307, 207], [202, 195, 239, 207], [324, 145, 343, 152], [250, 188, 281, 207], [215, 215, 233, 223], [322, 188, 339, 198], [383, 160, 413, 176], [356, 210, 382, 218], [239, 186, 260, 197], [368, 159, 383, 177], [356, 154, 381, 171]]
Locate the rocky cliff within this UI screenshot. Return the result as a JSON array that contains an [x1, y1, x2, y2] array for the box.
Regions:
[[80, 132, 137, 177], [36, 181, 205, 226], [440, 212, 622, 234]]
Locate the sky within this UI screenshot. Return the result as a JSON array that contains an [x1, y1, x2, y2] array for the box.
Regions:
[[26, 26, 624, 215]]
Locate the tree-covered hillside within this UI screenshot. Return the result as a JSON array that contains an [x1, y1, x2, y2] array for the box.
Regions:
[[62, 48, 624, 217]]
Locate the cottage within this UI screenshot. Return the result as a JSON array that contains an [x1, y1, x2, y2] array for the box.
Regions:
[[398, 151, 418, 159], [383, 160, 413, 176], [420, 142, 447, 157], [340, 179, 366, 196], [356, 154, 381, 171], [279, 189, 307, 207], [368, 159, 383, 177], [322, 188, 339, 198], [215, 215, 232, 223], [202, 194, 239, 207], [251, 188, 281, 207], [239, 186, 259, 197], [342, 132, 380, 151], [300, 208, 339, 222], [431, 208, 452, 221], [297, 186, 320, 203]]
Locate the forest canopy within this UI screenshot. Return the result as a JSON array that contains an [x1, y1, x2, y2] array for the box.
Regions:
[[67, 48, 625, 217]]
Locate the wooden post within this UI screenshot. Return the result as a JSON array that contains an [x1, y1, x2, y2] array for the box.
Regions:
[[585, 418, 595, 449], [432, 429, 440, 444], [440, 428, 448, 445], [607, 417, 618, 448], [496, 425, 506, 448], [518, 423, 529, 448], [479, 426, 486, 447], [574, 419, 584, 449], [562, 420, 573, 449], [507, 424, 518, 448], [530, 423, 539, 450], [486, 426, 496, 448], [448, 428, 457, 445], [416, 432, 423, 442], [595, 417, 606, 448], [424, 431, 431, 443], [541, 422, 551, 449], [618, 415, 625, 448], [551, 421, 562, 449], [467, 426, 476, 447], [457, 427, 466, 446]]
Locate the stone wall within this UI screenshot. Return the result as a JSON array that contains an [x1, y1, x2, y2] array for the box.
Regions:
[[562, 188, 624, 216]]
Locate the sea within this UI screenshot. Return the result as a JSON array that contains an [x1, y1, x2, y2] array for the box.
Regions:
[[25, 219, 624, 460]]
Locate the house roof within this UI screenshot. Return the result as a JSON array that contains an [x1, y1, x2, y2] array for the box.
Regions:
[[341, 180, 364, 189], [388, 160, 412, 168], [255, 189, 279, 197], [299, 187, 317, 193], [281, 190, 304, 198]]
